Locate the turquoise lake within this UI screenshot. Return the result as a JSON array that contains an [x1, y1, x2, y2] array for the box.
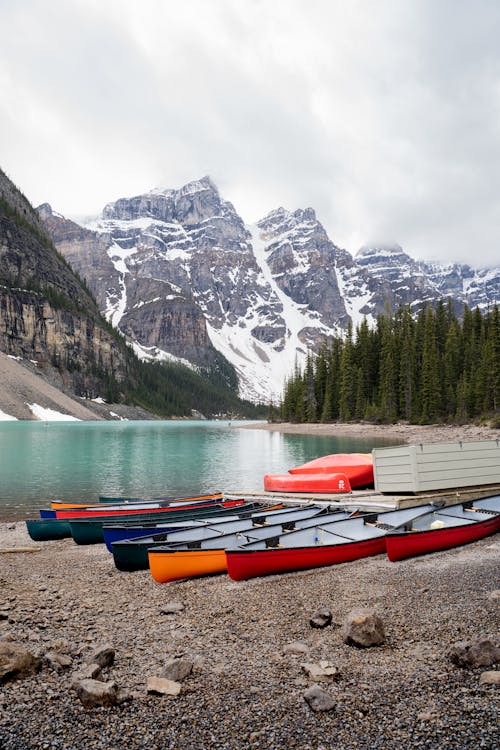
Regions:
[[0, 420, 398, 520]]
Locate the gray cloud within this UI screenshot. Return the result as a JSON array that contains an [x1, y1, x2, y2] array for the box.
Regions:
[[1, 0, 499, 267]]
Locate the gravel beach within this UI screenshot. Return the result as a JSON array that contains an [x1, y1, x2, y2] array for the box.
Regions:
[[0, 520, 498, 750], [239, 420, 500, 446]]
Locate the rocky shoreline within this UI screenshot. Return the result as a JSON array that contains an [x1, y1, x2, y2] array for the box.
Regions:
[[0, 521, 498, 749], [240, 420, 500, 446]]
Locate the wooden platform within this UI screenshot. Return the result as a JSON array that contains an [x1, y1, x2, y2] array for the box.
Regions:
[[225, 483, 500, 511]]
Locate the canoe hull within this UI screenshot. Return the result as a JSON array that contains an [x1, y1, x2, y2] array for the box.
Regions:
[[386, 514, 500, 561], [288, 453, 374, 489], [263, 472, 351, 493], [149, 549, 227, 583], [226, 536, 386, 581], [26, 519, 72, 541]]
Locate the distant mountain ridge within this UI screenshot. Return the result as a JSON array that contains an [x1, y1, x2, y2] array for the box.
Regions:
[[38, 176, 500, 402]]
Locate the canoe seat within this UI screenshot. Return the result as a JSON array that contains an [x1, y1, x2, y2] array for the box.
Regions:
[[464, 507, 500, 516], [265, 536, 281, 548], [374, 522, 395, 531]]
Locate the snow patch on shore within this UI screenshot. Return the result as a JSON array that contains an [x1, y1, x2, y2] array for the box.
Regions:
[[0, 408, 17, 421], [28, 404, 81, 421]]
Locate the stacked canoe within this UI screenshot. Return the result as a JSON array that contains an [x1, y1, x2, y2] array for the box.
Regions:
[[264, 453, 374, 493]]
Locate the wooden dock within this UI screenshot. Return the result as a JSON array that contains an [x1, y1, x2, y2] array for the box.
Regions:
[[225, 483, 500, 511]]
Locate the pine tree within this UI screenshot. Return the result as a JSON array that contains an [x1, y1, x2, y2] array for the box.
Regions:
[[398, 307, 416, 421], [304, 352, 317, 422], [339, 325, 355, 421], [443, 319, 462, 417], [378, 314, 398, 421]]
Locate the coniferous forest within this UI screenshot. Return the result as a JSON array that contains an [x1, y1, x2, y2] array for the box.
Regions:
[[278, 302, 500, 426]]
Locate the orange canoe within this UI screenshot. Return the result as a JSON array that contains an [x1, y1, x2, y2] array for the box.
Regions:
[[288, 453, 374, 488], [263, 472, 351, 493], [149, 548, 227, 583]]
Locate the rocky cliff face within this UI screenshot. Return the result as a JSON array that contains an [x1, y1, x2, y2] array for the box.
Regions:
[[0, 170, 127, 398], [38, 177, 500, 403]]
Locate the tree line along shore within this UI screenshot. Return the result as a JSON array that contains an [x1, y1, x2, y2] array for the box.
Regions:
[[277, 302, 499, 427]]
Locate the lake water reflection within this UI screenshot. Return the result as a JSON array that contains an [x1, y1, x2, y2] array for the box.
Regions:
[[0, 420, 398, 520]]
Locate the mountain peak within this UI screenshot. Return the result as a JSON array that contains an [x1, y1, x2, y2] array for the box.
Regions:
[[151, 175, 218, 198]]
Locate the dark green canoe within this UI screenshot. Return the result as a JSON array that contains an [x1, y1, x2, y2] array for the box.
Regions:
[[26, 518, 72, 541]]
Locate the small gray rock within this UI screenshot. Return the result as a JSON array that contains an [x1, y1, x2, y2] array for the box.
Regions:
[[146, 676, 182, 696], [310, 607, 333, 629], [301, 661, 341, 682], [89, 644, 115, 669], [304, 684, 336, 712], [72, 662, 102, 682], [161, 601, 185, 615], [44, 651, 73, 672], [74, 678, 119, 708], [479, 670, 500, 685], [161, 657, 193, 682], [342, 609, 385, 648], [283, 641, 309, 656]]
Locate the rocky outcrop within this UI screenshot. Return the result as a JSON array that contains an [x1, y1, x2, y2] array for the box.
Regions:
[[0, 169, 128, 400], [257, 207, 350, 329]]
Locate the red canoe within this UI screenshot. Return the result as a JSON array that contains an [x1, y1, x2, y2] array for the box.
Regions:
[[54, 495, 243, 519], [385, 495, 500, 561], [263, 472, 351, 493], [288, 453, 374, 489], [226, 505, 436, 581]]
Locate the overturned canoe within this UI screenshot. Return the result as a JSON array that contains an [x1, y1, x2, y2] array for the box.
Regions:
[[289, 453, 374, 489], [385, 494, 500, 561], [225, 504, 436, 581], [26, 518, 72, 541], [263, 472, 351, 493], [148, 509, 356, 583]]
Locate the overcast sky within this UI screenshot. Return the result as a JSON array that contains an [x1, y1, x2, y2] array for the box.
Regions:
[[1, 0, 499, 267]]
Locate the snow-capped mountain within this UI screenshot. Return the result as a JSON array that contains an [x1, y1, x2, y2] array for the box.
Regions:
[[38, 178, 499, 403]]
